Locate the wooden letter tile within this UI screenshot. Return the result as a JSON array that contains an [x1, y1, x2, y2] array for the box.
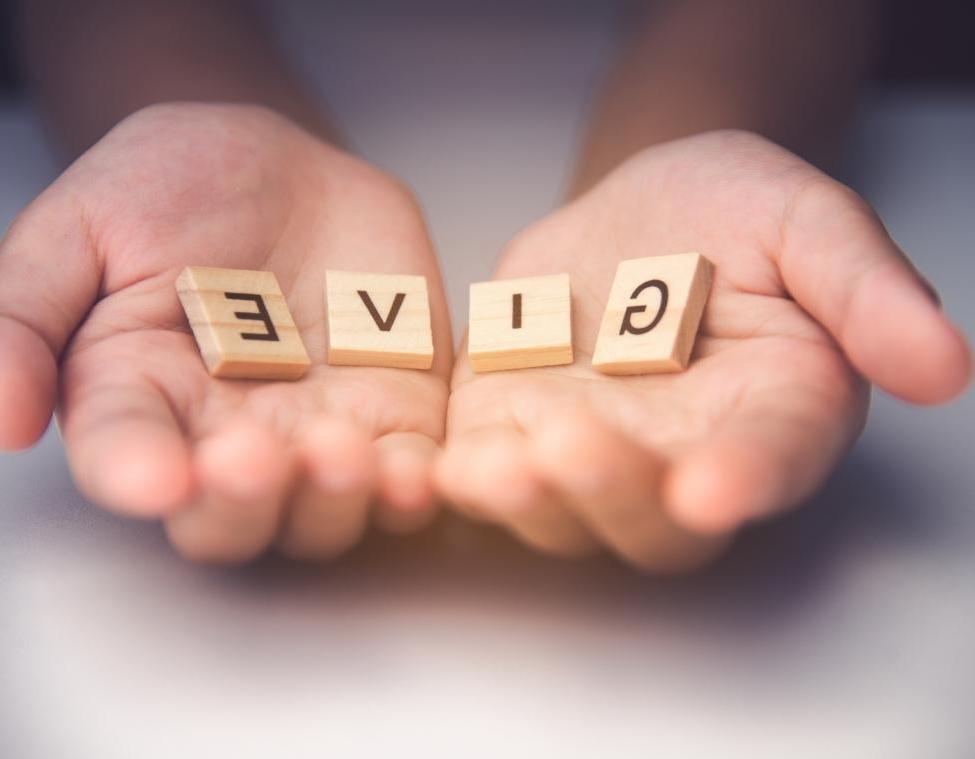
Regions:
[[325, 270, 434, 369], [591, 253, 714, 375], [176, 266, 311, 380], [468, 273, 573, 372]]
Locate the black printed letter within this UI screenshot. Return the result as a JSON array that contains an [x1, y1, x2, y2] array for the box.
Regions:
[[224, 292, 279, 341], [512, 293, 523, 329], [358, 290, 406, 332], [619, 279, 668, 336]]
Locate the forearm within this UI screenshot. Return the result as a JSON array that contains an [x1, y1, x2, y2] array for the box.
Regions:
[[15, 0, 338, 157], [569, 0, 882, 195]]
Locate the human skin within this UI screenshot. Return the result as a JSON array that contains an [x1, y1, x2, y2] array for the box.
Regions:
[[436, 129, 972, 571], [2, 0, 970, 570], [568, 0, 883, 194], [2, 1, 453, 562], [434, 0, 972, 571], [16, 0, 341, 155], [0, 103, 455, 562]]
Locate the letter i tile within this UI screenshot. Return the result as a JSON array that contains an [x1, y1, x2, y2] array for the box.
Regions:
[[468, 273, 573, 372]]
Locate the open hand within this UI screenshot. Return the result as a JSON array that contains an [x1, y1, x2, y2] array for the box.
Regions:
[[436, 130, 971, 572], [0, 103, 453, 562]]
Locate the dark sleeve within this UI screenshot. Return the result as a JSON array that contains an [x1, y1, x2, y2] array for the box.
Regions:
[[876, 0, 975, 84], [0, 0, 23, 94]]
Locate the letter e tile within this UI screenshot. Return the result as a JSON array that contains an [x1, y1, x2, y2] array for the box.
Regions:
[[176, 266, 310, 380]]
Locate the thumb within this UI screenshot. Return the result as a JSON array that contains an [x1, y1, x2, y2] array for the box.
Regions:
[[0, 189, 101, 449], [778, 179, 971, 404]]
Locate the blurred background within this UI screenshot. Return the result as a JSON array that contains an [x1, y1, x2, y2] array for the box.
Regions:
[[1, 1, 973, 757]]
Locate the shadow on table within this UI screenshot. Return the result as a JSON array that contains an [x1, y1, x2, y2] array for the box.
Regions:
[[185, 440, 942, 638], [6, 426, 958, 698]]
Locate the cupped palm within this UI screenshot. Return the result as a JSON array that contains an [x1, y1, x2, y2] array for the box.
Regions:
[[0, 104, 453, 562], [437, 130, 971, 572]]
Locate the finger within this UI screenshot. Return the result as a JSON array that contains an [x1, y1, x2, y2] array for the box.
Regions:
[[373, 431, 440, 534], [664, 357, 867, 535], [165, 420, 294, 564], [779, 178, 971, 404], [275, 418, 375, 560], [0, 318, 58, 448], [0, 197, 101, 448], [60, 376, 194, 517], [532, 410, 729, 573], [435, 426, 598, 558]]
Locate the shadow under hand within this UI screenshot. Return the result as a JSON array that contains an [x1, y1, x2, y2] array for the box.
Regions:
[[209, 438, 944, 643], [3, 430, 950, 702]]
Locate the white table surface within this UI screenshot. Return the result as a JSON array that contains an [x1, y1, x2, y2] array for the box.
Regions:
[[1, 3, 973, 757]]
